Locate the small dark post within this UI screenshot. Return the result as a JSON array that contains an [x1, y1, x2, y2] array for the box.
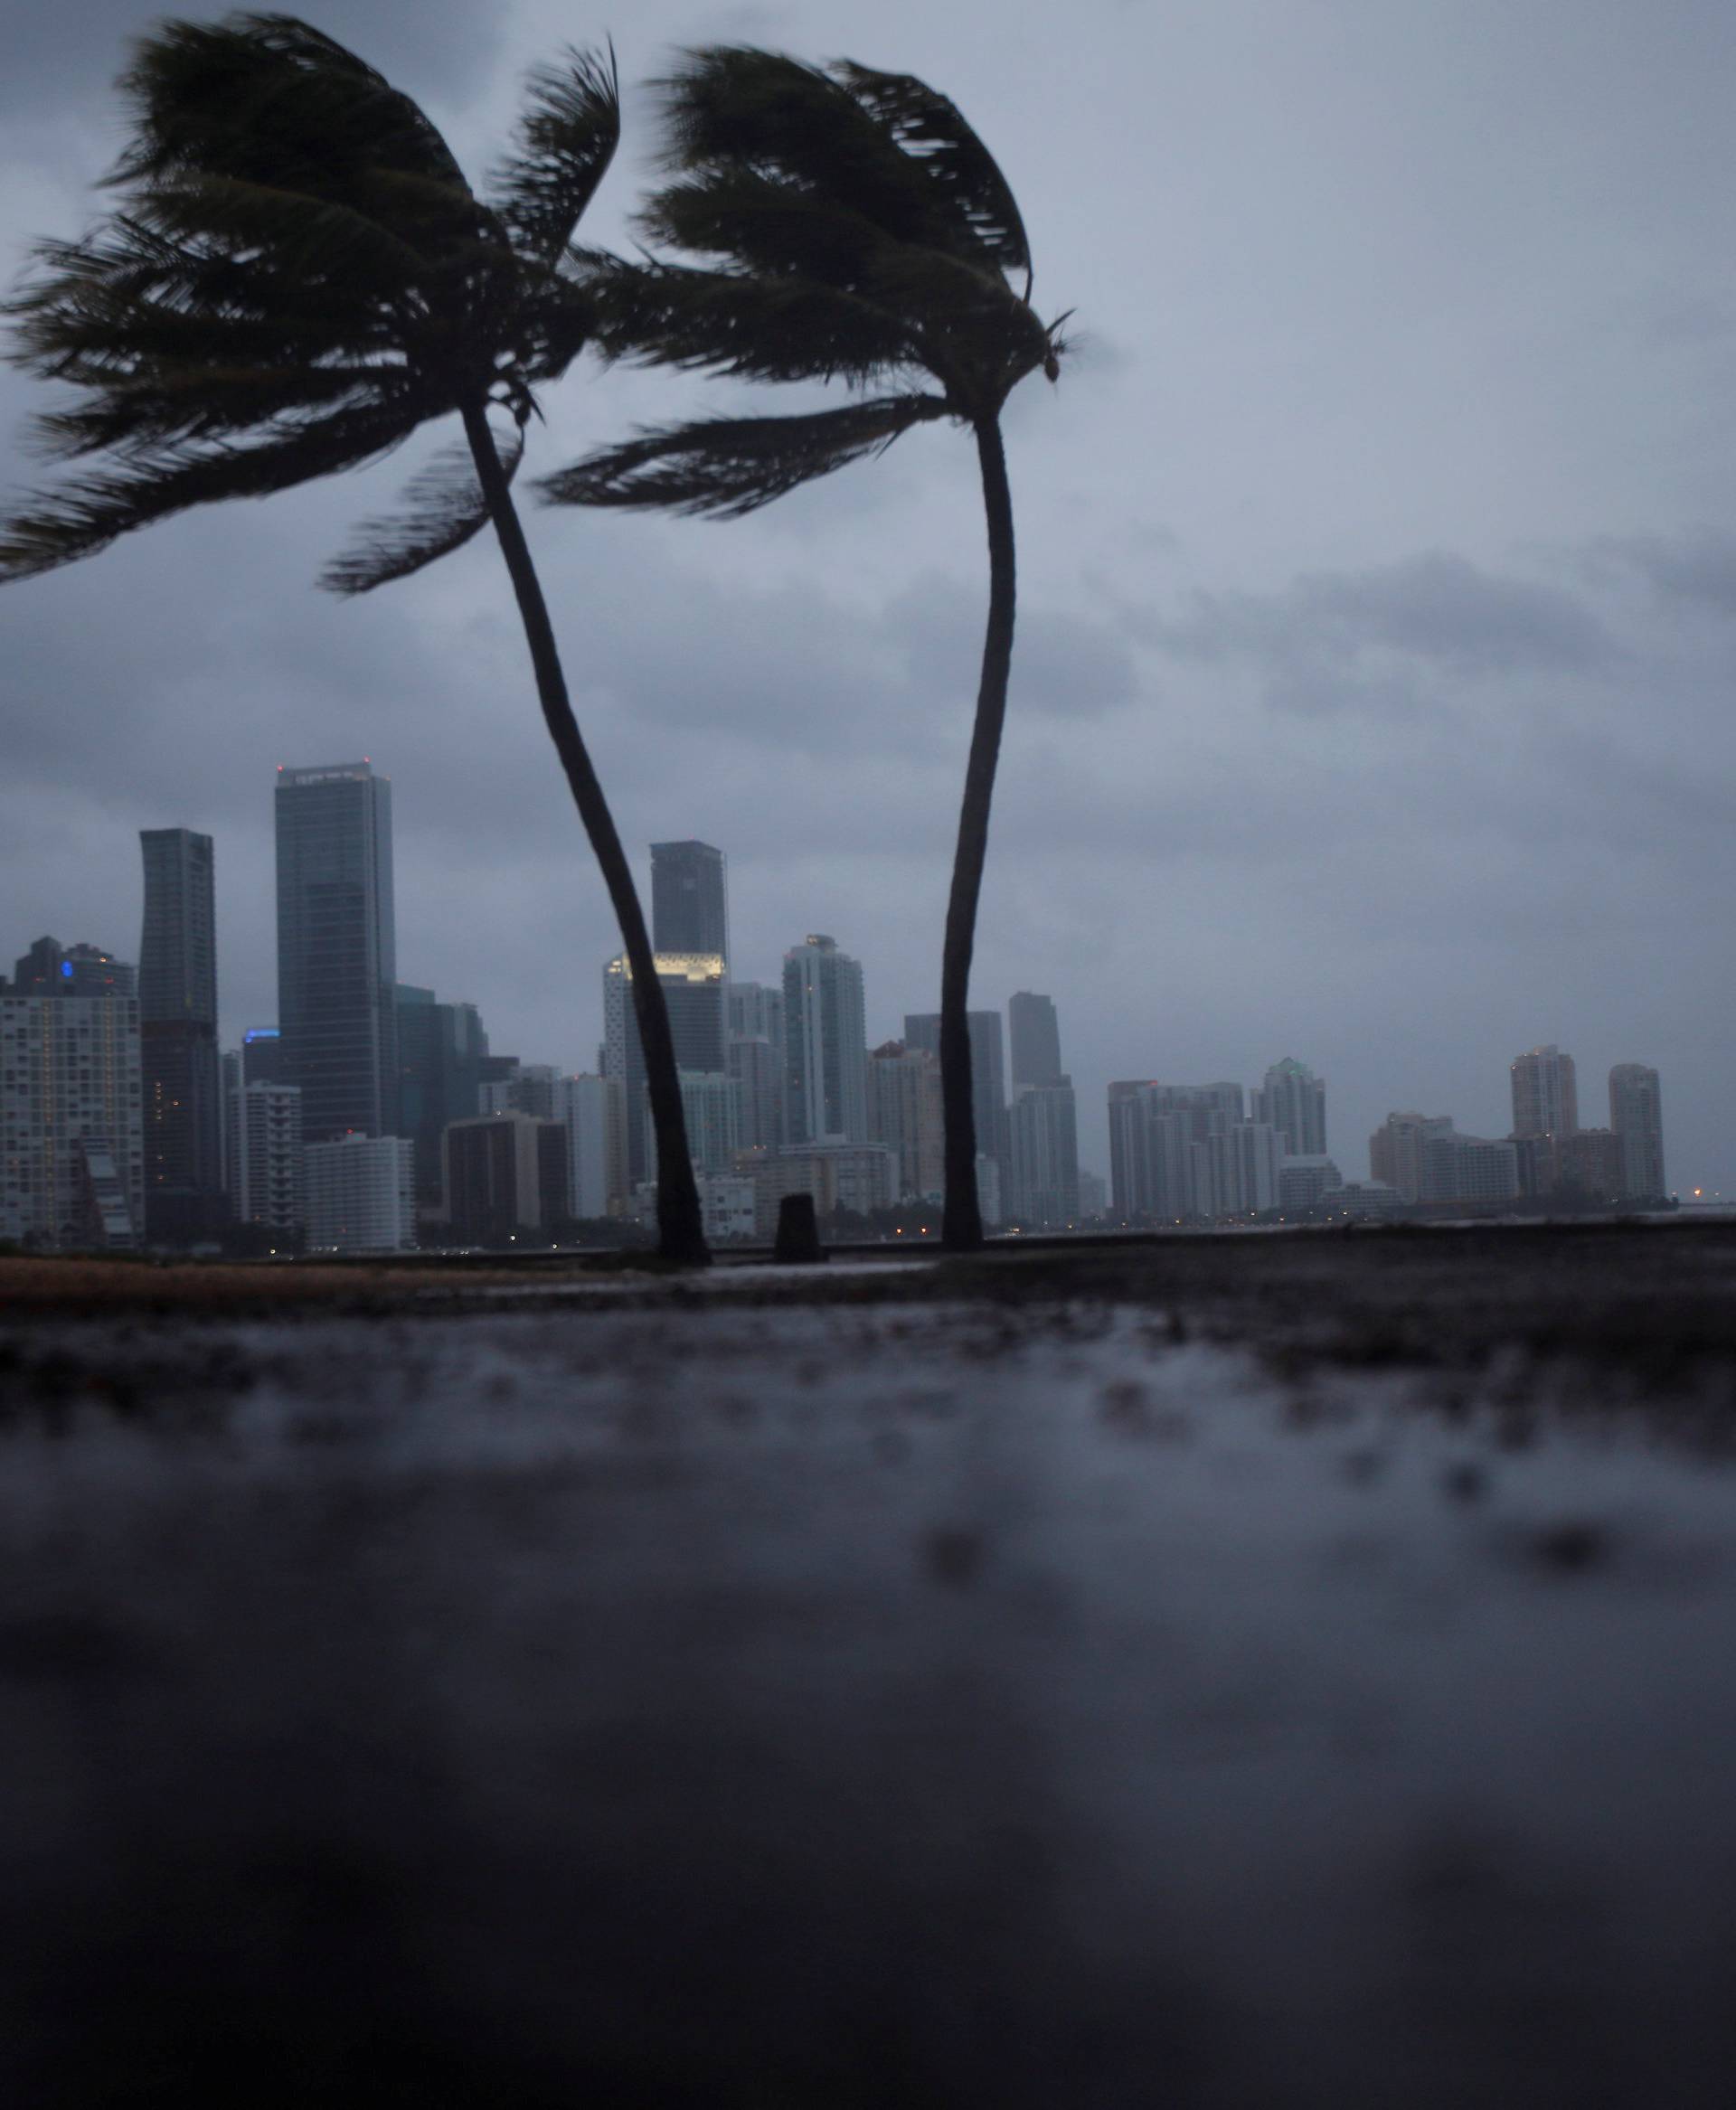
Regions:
[[774, 1192, 823, 1264]]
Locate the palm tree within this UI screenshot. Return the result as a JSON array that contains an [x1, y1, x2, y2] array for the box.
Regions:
[[541, 48, 1067, 1251], [0, 13, 710, 1265]]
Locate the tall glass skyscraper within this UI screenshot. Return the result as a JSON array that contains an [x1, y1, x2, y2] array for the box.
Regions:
[[275, 762, 398, 1142], [787, 935, 868, 1145], [1008, 992, 1063, 1089], [651, 841, 729, 966], [138, 827, 222, 1239]]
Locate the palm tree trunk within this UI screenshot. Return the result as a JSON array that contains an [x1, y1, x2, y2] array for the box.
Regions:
[[461, 400, 709, 1267], [939, 414, 1017, 1253]]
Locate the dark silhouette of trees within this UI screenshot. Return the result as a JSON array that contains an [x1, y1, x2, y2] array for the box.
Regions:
[[541, 48, 1068, 1251], [0, 14, 709, 1266]]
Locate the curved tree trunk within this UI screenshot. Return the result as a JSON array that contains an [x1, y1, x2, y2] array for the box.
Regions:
[[939, 414, 1017, 1253], [461, 400, 709, 1267]]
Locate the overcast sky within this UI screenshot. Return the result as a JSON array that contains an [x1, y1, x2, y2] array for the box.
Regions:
[[4, 0, 1732, 1192]]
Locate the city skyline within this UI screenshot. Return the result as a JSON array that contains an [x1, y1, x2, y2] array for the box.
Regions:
[[5, 3, 1732, 1203], [6, 772, 1704, 1207]]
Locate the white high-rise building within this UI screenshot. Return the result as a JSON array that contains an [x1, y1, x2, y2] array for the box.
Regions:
[[226, 1081, 304, 1237], [1193, 1120, 1282, 1218], [1369, 1112, 1456, 1202], [1277, 1155, 1343, 1211], [727, 981, 786, 1151], [552, 1073, 627, 1220], [304, 1132, 415, 1252], [868, 1041, 944, 1201], [783, 936, 867, 1145], [1609, 1064, 1666, 1201], [1252, 1059, 1326, 1157], [1511, 1045, 1578, 1137], [1107, 1080, 1244, 1220], [1, 994, 144, 1248], [1007, 1079, 1080, 1226]]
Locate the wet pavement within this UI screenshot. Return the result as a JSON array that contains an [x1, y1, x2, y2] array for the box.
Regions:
[[3, 1225, 1735, 2105]]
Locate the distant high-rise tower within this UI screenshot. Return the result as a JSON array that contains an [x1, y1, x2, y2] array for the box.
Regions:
[[275, 761, 398, 1142], [602, 950, 729, 1186], [138, 828, 222, 1241], [1510, 1044, 1578, 1138], [1252, 1058, 1326, 1157], [904, 1009, 1008, 1169], [651, 841, 729, 968], [1008, 1079, 1080, 1225], [1609, 1064, 1666, 1200], [396, 986, 488, 1210], [786, 936, 868, 1144], [0, 989, 144, 1247], [227, 1080, 305, 1239], [727, 981, 787, 1151], [11, 937, 136, 1000], [868, 1041, 944, 1201], [1008, 992, 1063, 1090]]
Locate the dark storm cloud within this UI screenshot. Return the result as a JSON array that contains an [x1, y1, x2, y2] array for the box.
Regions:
[[0, 1, 505, 115]]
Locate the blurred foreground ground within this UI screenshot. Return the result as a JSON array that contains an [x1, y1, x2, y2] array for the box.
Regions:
[[3, 1223, 1735, 2106]]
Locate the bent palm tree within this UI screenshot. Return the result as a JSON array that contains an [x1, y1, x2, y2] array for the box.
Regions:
[[0, 13, 709, 1265], [542, 48, 1067, 1251]]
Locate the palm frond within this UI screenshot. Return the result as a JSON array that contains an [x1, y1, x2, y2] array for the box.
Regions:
[[112, 14, 467, 197], [656, 47, 1005, 269], [126, 172, 438, 291], [30, 363, 412, 459], [0, 400, 415, 582], [833, 63, 1033, 296], [322, 418, 523, 595], [538, 393, 948, 519], [580, 250, 916, 386], [489, 45, 620, 264], [640, 169, 893, 288]]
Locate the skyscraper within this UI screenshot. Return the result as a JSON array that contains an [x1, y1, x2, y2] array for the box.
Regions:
[[242, 1027, 289, 1086], [1609, 1064, 1666, 1201], [1107, 1080, 1244, 1220], [651, 841, 729, 966], [275, 761, 398, 1142], [787, 936, 868, 1144], [138, 827, 222, 1240], [0, 990, 144, 1247], [727, 981, 786, 1152], [1252, 1058, 1326, 1157], [603, 950, 729, 1186], [227, 1080, 305, 1239], [1510, 1045, 1578, 1138], [1008, 1079, 1080, 1225], [1008, 992, 1062, 1090], [1369, 1112, 1455, 1203], [396, 986, 488, 1209], [904, 1009, 1008, 1170], [552, 1072, 627, 1220], [868, 1041, 944, 1201], [11, 937, 137, 999]]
